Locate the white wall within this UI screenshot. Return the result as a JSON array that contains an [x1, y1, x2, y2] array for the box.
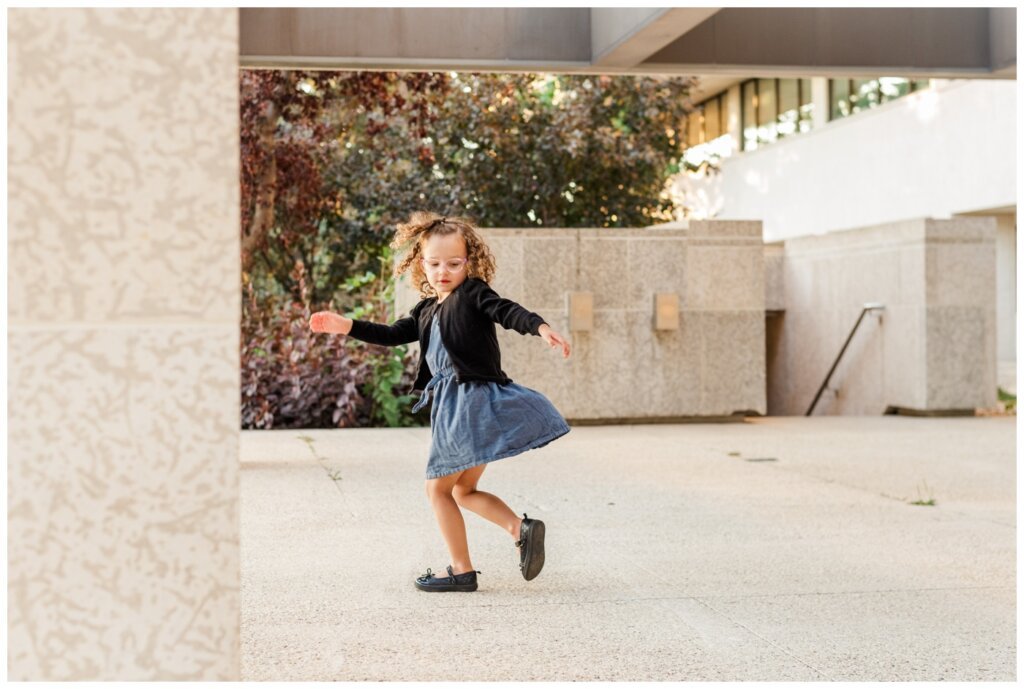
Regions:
[[677, 77, 1017, 392], [684, 79, 1016, 243]]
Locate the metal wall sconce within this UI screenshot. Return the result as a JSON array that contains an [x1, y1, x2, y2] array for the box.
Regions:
[[654, 292, 679, 330], [567, 291, 593, 331]]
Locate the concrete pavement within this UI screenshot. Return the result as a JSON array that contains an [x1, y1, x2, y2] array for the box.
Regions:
[[240, 416, 1016, 681]]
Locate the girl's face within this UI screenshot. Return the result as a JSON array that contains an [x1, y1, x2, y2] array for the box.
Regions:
[[420, 232, 469, 300]]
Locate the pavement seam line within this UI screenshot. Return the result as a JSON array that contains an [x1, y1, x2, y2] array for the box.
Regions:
[[298, 434, 360, 518], [742, 457, 1015, 529]]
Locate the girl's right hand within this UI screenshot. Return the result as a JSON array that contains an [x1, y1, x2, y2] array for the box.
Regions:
[[309, 311, 351, 335]]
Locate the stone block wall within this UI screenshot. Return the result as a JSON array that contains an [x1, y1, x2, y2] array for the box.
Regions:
[[8, 8, 241, 680], [396, 221, 767, 421], [770, 217, 997, 415]]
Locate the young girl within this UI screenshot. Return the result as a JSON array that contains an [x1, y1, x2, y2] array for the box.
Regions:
[[309, 211, 572, 593]]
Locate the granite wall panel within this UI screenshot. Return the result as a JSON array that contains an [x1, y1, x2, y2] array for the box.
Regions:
[[8, 8, 241, 680], [399, 224, 767, 421], [773, 217, 997, 415]]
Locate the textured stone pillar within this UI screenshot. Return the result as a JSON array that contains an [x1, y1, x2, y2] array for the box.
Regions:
[[774, 217, 997, 415], [8, 8, 241, 679]]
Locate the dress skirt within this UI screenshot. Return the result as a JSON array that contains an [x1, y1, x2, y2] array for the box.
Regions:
[[412, 312, 571, 479]]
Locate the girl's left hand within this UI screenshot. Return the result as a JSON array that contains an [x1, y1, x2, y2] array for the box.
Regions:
[[538, 324, 571, 359]]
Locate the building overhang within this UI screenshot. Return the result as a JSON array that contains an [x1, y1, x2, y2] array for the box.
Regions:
[[240, 6, 1015, 80]]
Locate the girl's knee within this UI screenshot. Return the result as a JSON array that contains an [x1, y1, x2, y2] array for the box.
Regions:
[[425, 476, 457, 500], [452, 484, 476, 504]]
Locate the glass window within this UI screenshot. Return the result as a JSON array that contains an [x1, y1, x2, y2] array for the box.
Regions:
[[778, 78, 798, 114], [757, 78, 777, 144], [741, 77, 817, 150], [742, 80, 758, 151], [699, 74, 930, 159], [719, 93, 729, 138], [830, 79, 850, 119], [680, 92, 732, 169], [828, 76, 926, 123], [799, 78, 813, 106], [878, 77, 910, 102], [850, 78, 879, 113], [705, 97, 721, 140], [756, 79, 777, 123], [777, 79, 799, 138], [686, 110, 703, 147], [798, 78, 814, 132]]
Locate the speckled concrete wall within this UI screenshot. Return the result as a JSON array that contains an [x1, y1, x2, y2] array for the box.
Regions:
[[396, 221, 768, 421], [772, 217, 997, 415], [8, 8, 241, 680]]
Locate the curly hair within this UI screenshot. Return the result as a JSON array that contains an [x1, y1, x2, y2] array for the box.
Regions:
[[390, 210, 498, 299]]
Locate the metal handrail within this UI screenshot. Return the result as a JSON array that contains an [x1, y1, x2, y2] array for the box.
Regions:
[[805, 302, 886, 416]]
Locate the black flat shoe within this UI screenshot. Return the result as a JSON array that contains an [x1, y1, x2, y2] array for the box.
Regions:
[[413, 565, 480, 592], [514, 513, 546, 581]]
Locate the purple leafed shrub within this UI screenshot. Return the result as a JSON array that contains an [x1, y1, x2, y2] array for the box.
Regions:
[[241, 294, 372, 429]]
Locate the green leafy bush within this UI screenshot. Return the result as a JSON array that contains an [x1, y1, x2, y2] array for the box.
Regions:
[[342, 247, 422, 428], [997, 387, 1016, 413]]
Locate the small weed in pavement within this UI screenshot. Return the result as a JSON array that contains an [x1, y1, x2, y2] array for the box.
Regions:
[[909, 479, 936, 506]]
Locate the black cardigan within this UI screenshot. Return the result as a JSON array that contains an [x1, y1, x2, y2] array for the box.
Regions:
[[347, 277, 548, 395]]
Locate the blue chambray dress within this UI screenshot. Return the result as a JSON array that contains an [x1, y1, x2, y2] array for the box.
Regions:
[[411, 312, 571, 479]]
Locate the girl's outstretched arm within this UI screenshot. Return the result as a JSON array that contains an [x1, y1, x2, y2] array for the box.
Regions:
[[470, 279, 572, 358], [310, 300, 424, 347], [347, 313, 418, 346]]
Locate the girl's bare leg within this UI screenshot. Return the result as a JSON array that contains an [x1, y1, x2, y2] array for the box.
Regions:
[[425, 471, 475, 575], [451, 464, 524, 543]]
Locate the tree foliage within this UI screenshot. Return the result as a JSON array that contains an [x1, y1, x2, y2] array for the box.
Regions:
[[239, 70, 451, 306], [419, 72, 697, 228], [240, 69, 696, 307]]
